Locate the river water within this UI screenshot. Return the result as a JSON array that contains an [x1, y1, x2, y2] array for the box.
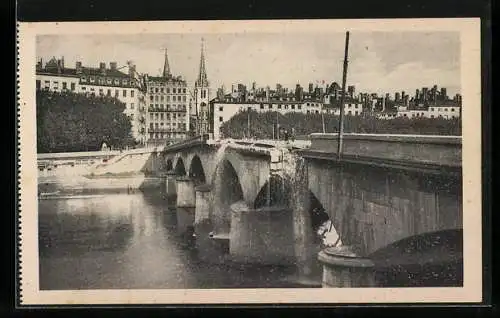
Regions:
[[38, 176, 308, 290]]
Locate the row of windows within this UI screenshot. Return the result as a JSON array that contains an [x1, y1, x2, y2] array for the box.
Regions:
[[80, 86, 135, 98], [149, 87, 187, 94], [149, 104, 187, 110], [81, 76, 133, 87], [149, 123, 187, 129], [149, 113, 186, 120], [148, 132, 186, 139], [39, 80, 76, 91], [429, 107, 457, 112], [401, 114, 458, 119], [149, 95, 186, 102]]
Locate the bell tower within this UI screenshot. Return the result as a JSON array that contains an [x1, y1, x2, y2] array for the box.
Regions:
[[194, 38, 211, 135]]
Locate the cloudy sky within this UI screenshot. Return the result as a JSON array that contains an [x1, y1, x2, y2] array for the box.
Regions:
[[37, 31, 461, 96]]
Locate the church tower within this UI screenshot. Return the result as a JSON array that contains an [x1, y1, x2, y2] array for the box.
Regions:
[[162, 48, 171, 78], [194, 38, 211, 135]]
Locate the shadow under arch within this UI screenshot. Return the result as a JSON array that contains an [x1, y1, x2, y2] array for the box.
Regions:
[[188, 155, 206, 184], [212, 159, 244, 234], [174, 158, 186, 176], [165, 158, 173, 171], [368, 229, 463, 287], [253, 175, 292, 209]]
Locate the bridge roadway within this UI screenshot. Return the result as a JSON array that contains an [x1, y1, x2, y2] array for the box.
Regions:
[[43, 134, 463, 287]]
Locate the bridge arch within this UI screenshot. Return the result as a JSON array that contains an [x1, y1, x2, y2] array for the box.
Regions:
[[188, 155, 207, 184], [165, 158, 173, 171], [253, 175, 291, 209], [173, 157, 186, 176], [211, 158, 245, 235]]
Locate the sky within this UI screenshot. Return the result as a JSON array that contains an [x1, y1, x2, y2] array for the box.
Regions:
[[37, 31, 461, 96]]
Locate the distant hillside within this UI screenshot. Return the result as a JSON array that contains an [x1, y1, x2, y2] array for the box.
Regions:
[[220, 110, 462, 139]]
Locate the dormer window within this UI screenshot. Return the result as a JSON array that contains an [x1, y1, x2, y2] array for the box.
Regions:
[[89, 77, 95, 83], [114, 79, 120, 85], [106, 79, 112, 84]]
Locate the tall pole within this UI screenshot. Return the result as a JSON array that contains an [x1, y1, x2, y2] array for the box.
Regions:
[[247, 110, 250, 139], [337, 31, 350, 159], [276, 111, 280, 140], [322, 112, 326, 133]]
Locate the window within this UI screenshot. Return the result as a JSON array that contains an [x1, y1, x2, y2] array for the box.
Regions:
[[183, 88, 186, 93], [444, 108, 448, 111], [150, 123, 153, 129], [315, 110, 319, 114], [173, 88, 176, 94], [131, 90, 134, 97], [268, 104, 272, 109], [451, 108, 455, 111], [167, 88, 170, 93], [183, 96, 186, 101], [155, 113, 159, 120], [431, 107, 434, 111], [167, 96, 170, 101], [81, 86, 86, 91], [62, 82, 67, 90], [278, 104, 282, 109], [348, 111, 352, 115], [123, 90, 127, 97], [131, 103, 134, 109], [160, 113, 164, 120], [114, 79, 120, 85], [160, 88, 164, 93], [291, 105, 295, 110], [99, 89, 103, 96], [306, 110, 310, 114], [107, 89, 111, 96], [431, 115, 435, 118], [150, 113, 154, 120], [160, 96, 164, 102], [260, 104, 264, 109], [219, 106, 223, 111], [155, 88, 159, 93], [106, 79, 112, 84], [298, 105, 302, 110], [219, 116, 223, 122]]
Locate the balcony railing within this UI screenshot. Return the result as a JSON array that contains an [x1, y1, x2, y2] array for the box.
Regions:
[[147, 107, 187, 112]]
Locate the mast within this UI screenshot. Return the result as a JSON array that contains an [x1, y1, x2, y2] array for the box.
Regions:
[[337, 31, 350, 159]]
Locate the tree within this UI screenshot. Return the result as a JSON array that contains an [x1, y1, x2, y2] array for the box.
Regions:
[[37, 90, 135, 153]]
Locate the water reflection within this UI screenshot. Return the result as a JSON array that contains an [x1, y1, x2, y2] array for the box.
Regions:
[[39, 183, 303, 290]]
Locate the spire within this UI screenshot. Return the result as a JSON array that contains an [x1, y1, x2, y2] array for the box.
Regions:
[[162, 48, 171, 78], [196, 38, 208, 87]]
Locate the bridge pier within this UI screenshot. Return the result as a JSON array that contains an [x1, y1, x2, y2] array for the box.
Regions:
[[229, 202, 295, 265], [176, 176, 196, 208], [164, 171, 177, 198], [318, 246, 376, 288], [291, 159, 315, 278]]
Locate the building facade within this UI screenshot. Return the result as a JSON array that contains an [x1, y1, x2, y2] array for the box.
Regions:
[[145, 49, 190, 145], [36, 57, 147, 143]]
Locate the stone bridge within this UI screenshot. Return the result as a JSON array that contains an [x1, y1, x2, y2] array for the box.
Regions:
[[141, 133, 462, 288]]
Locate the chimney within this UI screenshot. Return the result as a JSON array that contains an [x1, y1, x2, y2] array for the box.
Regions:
[[382, 96, 386, 112], [129, 64, 136, 77], [56, 59, 62, 74], [99, 62, 106, 75], [61, 56, 65, 69], [110, 62, 117, 71], [76, 61, 82, 74]]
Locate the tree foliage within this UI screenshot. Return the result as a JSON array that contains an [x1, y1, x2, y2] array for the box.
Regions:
[[220, 110, 462, 139], [37, 90, 136, 153]]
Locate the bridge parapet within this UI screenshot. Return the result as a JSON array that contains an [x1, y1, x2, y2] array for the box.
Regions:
[[302, 133, 462, 175]]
